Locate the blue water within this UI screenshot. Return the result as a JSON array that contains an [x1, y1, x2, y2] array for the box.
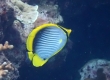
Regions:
[[18, 0, 110, 80]]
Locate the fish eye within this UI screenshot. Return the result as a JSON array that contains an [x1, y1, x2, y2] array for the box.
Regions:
[[43, 58, 46, 60]]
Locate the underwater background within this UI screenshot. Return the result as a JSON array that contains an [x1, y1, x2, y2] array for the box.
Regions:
[[17, 0, 110, 80]]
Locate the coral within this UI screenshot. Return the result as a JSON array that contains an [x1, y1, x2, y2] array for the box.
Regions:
[[38, 4, 63, 23], [79, 59, 110, 80], [0, 52, 19, 80], [0, 62, 14, 79], [0, 41, 14, 51], [6, 0, 39, 42], [12, 20, 27, 42], [0, 0, 10, 42], [6, 0, 39, 24], [34, 17, 49, 28], [12, 20, 34, 42], [0, 41, 19, 80], [4, 45, 26, 68], [7, 0, 63, 43]]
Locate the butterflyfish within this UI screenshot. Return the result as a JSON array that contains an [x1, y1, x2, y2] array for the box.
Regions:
[[26, 23, 71, 67]]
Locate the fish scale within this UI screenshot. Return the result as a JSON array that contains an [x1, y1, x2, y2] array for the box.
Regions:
[[33, 27, 67, 60]]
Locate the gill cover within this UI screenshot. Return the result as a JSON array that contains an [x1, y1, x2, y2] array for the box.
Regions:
[[26, 23, 72, 67]]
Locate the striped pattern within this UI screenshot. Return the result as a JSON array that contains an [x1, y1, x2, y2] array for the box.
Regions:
[[33, 26, 67, 60]]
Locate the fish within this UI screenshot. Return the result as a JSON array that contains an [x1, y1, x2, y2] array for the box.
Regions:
[[26, 23, 72, 67]]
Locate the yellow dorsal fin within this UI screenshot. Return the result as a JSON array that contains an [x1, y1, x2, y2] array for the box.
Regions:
[[60, 26, 72, 36]]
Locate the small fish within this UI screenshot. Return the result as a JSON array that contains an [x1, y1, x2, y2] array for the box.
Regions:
[[26, 23, 72, 67]]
